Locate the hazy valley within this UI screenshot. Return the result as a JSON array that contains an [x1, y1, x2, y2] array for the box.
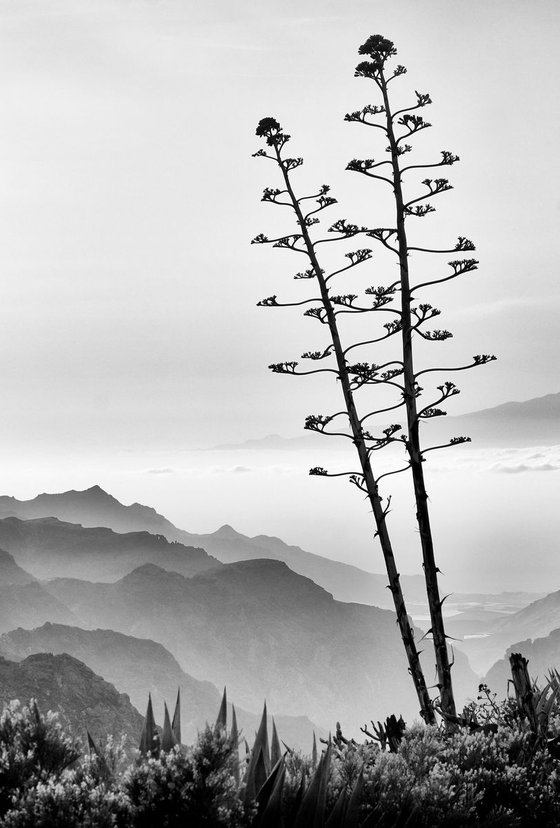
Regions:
[[0, 395, 559, 760]]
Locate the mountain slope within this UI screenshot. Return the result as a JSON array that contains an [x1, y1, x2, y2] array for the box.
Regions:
[[0, 485, 183, 536], [42, 559, 477, 734], [0, 652, 143, 753], [0, 486, 425, 607], [484, 628, 560, 697], [439, 391, 560, 447], [0, 623, 322, 749], [0, 515, 220, 581], [456, 589, 560, 674], [0, 580, 78, 635], [205, 392, 560, 450], [495, 589, 560, 641], [0, 547, 36, 585]]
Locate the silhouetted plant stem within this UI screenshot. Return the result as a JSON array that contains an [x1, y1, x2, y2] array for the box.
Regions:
[[378, 66, 456, 720], [350, 35, 495, 719], [253, 120, 435, 724]]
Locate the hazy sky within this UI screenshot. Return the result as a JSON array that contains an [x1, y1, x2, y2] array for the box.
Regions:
[[1, 1, 559, 590]]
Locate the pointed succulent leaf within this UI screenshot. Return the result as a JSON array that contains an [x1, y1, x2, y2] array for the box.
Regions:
[[256, 763, 286, 828], [255, 756, 286, 823], [312, 732, 318, 770], [215, 687, 228, 732], [254, 747, 269, 799], [86, 731, 111, 780], [294, 743, 332, 828], [139, 694, 160, 756], [244, 701, 271, 804], [161, 702, 177, 752], [270, 719, 282, 768], [325, 788, 347, 828], [343, 768, 365, 827], [256, 701, 271, 776], [172, 687, 181, 745]]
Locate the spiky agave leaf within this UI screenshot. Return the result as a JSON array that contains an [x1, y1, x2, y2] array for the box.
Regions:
[[287, 775, 306, 826], [343, 768, 364, 827], [243, 704, 271, 807], [254, 702, 271, 776], [171, 687, 181, 745], [325, 787, 347, 828], [230, 703, 240, 786], [87, 730, 100, 756], [161, 702, 177, 753], [86, 731, 111, 780], [271, 718, 282, 768], [215, 687, 227, 732], [138, 694, 160, 756], [255, 756, 286, 827], [243, 746, 267, 806], [254, 747, 269, 800], [312, 732, 318, 770], [230, 703, 239, 744], [535, 677, 560, 734], [293, 742, 332, 828]]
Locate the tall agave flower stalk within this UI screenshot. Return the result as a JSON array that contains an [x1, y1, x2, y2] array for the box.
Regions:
[[252, 119, 434, 723], [347, 35, 496, 718]]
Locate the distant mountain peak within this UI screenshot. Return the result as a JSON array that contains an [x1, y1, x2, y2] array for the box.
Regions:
[[214, 524, 244, 539], [85, 484, 109, 495], [122, 563, 178, 581]]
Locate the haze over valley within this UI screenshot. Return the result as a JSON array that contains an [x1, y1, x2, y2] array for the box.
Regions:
[[0, 424, 558, 747], [0, 5, 559, 822]]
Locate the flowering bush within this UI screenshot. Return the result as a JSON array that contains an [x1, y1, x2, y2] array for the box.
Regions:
[[357, 723, 560, 826], [0, 700, 80, 819], [121, 726, 246, 827], [3, 698, 560, 826], [2, 763, 127, 828]]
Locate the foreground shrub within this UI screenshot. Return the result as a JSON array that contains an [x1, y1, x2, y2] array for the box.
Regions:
[[2, 763, 126, 828], [0, 700, 79, 819], [3, 697, 560, 827], [121, 726, 247, 828], [358, 723, 560, 826]]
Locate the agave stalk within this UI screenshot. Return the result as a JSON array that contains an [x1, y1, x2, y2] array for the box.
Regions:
[[349, 35, 496, 718], [381, 68, 454, 720], [253, 119, 434, 723]]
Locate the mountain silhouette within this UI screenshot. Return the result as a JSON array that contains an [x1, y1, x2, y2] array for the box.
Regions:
[[41, 558, 477, 734], [0, 486, 426, 607], [0, 652, 143, 754], [0, 578, 78, 635], [0, 547, 36, 585], [0, 623, 323, 749], [0, 515, 220, 581], [203, 392, 560, 450]]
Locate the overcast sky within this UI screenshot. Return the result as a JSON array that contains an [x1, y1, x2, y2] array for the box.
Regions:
[[1, 1, 559, 590]]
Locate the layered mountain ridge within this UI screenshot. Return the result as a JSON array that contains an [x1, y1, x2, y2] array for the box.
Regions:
[[0, 486, 426, 606], [39, 557, 477, 734], [0, 652, 143, 754], [0, 623, 322, 749], [0, 515, 220, 581]]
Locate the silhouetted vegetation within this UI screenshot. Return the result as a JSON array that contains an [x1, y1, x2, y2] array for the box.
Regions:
[[4, 663, 560, 827], [252, 33, 495, 723]]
